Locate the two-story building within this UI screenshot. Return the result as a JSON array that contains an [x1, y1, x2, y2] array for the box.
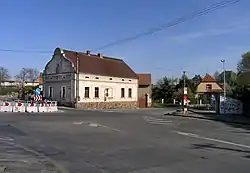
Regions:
[[43, 48, 139, 109]]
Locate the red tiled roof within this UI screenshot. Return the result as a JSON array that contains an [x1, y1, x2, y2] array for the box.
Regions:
[[137, 73, 151, 85], [62, 49, 138, 79], [201, 73, 216, 82]]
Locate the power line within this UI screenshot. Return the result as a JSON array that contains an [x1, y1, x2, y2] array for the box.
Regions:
[[0, 48, 51, 54], [92, 0, 241, 51], [0, 0, 241, 54]]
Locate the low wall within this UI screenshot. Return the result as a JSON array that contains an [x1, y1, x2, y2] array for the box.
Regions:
[[76, 101, 138, 109], [219, 96, 243, 115]]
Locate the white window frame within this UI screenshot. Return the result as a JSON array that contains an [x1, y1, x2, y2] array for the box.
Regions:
[[61, 86, 66, 99], [48, 86, 53, 98]]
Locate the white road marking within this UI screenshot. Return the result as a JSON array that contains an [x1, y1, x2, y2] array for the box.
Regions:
[[97, 124, 121, 132], [143, 116, 172, 125], [0, 136, 14, 141], [74, 121, 85, 125], [175, 131, 250, 149], [88, 123, 99, 127], [73, 121, 121, 132]]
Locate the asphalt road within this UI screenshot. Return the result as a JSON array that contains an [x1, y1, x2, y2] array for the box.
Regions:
[[0, 108, 249, 173]]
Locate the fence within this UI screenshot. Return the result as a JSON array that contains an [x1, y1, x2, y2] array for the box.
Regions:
[[0, 101, 58, 113]]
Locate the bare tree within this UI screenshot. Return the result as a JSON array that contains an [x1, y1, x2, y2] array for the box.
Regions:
[[15, 68, 30, 86], [0, 67, 10, 93], [27, 68, 40, 83], [0, 66, 10, 84]]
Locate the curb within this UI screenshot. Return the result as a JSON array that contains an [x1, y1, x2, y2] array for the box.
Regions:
[[164, 112, 250, 126]]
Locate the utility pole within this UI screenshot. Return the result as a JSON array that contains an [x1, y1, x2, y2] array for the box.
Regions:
[[76, 52, 79, 108], [221, 60, 226, 99], [183, 71, 188, 115], [220, 60, 226, 114], [183, 71, 186, 91]]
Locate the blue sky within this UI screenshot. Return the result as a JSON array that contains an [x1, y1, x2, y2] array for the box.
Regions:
[[1, 0, 250, 82]]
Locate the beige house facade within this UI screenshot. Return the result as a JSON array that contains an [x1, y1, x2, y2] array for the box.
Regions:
[[43, 48, 138, 109]]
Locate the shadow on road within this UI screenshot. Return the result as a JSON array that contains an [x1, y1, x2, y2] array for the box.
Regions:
[[187, 109, 250, 132], [190, 143, 250, 158]]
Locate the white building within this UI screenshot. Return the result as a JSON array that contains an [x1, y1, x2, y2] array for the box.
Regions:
[[43, 48, 139, 109]]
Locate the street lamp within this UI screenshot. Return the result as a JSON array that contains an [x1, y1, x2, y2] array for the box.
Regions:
[[221, 60, 226, 99]]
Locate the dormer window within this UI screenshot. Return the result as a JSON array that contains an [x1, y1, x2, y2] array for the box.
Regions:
[[206, 84, 212, 91]]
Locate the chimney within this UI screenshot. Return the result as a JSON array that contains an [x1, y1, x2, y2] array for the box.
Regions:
[[97, 53, 103, 58], [86, 50, 91, 56]]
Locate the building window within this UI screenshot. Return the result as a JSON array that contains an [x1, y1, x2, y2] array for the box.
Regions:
[[105, 88, 109, 97], [122, 79, 125, 81], [85, 76, 89, 79], [95, 77, 99, 79], [84, 87, 90, 98], [61, 86, 66, 98], [94, 87, 99, 98], [109, 78, 112, 80], [129, 80, 132, 81], [48, 86, 53, 98], [128, 88, 132, 98], [206, 84, 212, 91], [121, 88, 125, 98]]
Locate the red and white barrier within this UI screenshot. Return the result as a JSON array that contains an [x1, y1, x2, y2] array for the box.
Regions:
[[26, 103, 38, 113], [50, 101, 58, 112], [13, 102, 25, 112], [46, 101, 58, 112], [0, 102, 12, 112], [38, 102, 47, 112], [0, 100, 58, 113]]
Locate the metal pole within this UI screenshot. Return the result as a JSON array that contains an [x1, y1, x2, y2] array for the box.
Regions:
[[221, 60, 226, 114], [76, 52, 79, 108], [183, 71, 187, 115], [221, 60, 226, 99]]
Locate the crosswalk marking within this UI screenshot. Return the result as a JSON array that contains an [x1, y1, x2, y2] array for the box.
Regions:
[[142, 116, 172, 125]]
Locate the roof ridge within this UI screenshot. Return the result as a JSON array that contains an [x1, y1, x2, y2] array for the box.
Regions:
[[60, 48, 138, 79], [63, 49, 123, 62]]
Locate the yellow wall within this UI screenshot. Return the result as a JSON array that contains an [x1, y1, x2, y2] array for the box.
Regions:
[[196, 82, 222, 93]]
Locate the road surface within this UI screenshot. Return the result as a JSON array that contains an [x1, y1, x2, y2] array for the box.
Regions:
[[0, 108, 249, 172]]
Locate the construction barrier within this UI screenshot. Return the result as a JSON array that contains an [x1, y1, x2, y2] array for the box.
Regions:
[[26, 103, 38, 113], [0, 100, 58, 113], [38, 102, 47, 112], [50, 101, 58, 112], [0, 102, 12, 112], [13, 102, 26, 112]]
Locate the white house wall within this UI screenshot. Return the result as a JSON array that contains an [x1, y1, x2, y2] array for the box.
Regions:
[[43, 49, 75, 104], [78, 74, 138, 103]]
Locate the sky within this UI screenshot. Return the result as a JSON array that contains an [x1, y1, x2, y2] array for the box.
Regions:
[[1, 0, 250, 82]]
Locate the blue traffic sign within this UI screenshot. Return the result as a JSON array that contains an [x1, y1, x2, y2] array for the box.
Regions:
[[35, 88, 41, 96]]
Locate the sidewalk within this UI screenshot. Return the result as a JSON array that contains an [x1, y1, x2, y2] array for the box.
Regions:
[[58, 106, 167, 112], [165, 109, 250, 125]]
